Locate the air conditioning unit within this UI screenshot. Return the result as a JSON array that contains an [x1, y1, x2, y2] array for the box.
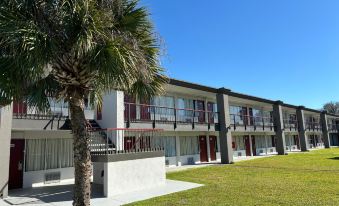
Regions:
[[238, 152, 242, 157], [165, 159, 170, 166], [187, 157, 195, 165], [44, 172, 61, 184], [270, 149, 274, 153], [260, 150, 264, 154]]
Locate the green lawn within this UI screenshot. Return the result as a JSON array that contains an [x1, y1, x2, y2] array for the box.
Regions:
[[128, 148, 339, 206]]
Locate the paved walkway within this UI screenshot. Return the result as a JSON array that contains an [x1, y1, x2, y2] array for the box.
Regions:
[[166, 154, 276, 173], [2, 180, 202, 206]]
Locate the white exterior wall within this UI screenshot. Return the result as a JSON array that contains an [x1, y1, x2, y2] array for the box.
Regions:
[[23, 167, 74, 188], [165, 157, 177, 167], [0, 105, 12, 198], [94, 156, 166, 197], [179, 154, 201, 165], [96, 91, 124, 150], [233, 150, 246, 158]]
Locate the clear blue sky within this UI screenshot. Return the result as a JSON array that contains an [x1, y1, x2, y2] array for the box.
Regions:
[[140, 0, 339, 109]]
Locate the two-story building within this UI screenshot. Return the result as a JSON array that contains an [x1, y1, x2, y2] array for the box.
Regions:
[[2, 78, 339, 198]]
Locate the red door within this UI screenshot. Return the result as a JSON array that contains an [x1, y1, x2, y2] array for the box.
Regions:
[[209, 136, 217, 161], [244, 136, 251, 156], [124, 136, 135, 150], [13, 101, 27, 115], [249, 108, 254, 125], [9, 139, 25, 189], [241, 107, 248, 125], [124, 95, 136, 121], [140, 98, 151, 121], [195, 100, 205, 123], [199, 136, 208, 162]]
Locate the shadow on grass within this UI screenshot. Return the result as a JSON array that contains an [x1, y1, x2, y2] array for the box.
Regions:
[[328, 157, 339, 160]]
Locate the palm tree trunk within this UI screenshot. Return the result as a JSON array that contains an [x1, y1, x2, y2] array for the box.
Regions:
[[69, 97, 91, 206]]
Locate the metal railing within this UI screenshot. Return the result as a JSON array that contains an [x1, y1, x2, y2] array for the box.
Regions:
[[305, 121, 322, 131], [124, 103, 219, 129], [283, 119, 298, 131], [327, 123, 339, 132], [229, 114, 274, 131], [89, 128, 164, 156], [12, 101, 69, 120]]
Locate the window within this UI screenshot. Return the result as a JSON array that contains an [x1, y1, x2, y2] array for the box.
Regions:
[[176, 98, 194, 122], [233, 136, 245, 150], [254, 136, 266, 148], [229, 106, 245, 125], [25, 138, 74, 172], [151, 96, 175, 118], [149, 136, 176, 157], [180, 136, 199, 156]]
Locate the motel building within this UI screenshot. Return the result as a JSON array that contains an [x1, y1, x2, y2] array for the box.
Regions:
[[1, 78, 339, 198]]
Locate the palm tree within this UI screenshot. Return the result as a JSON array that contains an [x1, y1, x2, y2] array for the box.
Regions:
[[0, 0, 167, 205]]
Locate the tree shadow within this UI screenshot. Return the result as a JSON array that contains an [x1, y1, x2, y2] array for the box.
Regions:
[[328, 157, 339, 160], [6, 183, 104, 205]]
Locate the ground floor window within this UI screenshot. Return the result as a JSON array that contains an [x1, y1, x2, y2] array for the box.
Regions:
[[232, 136, 245, 151], [150, 136, 176, 157], [254, 136, 266, 148], [25, 138, 73, 172], [180, 136, 199, 156]]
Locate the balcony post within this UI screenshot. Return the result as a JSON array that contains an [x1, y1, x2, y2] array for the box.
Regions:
[[320, 111, 330, 148], [192, 110, 195, 129], [216, 88, 233, 164], [273, 101, 287, 155], [174, 108, 177, 130], [152, 106, 156, 129], [297, 106, 308, 151], [127, 103, 130, 128], [175, 135, 181, 166]]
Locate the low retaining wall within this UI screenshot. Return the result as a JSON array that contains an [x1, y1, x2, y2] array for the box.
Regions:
[[92, 150, 166, 197]]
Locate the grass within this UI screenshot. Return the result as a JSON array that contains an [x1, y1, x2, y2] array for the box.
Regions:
[[128, 148, 339, 206]]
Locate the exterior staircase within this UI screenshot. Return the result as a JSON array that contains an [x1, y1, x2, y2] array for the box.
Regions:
[[88, 120, 115, 154]]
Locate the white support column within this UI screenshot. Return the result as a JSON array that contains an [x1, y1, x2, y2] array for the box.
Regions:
[[0, 104, 12, 198], [206, 134, 211, 162], [265, 135, 268, 155], [136, 97, 140, 120], [249, 135, 253, 156], [175, 135, 181, 166]]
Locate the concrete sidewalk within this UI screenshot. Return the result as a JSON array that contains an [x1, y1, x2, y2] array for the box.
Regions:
[[2, 180, 202, 206], [166, 154, 276, 173]]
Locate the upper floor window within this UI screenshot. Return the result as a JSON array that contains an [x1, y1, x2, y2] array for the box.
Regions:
[[176, 98, 194, 110], [151, 96, 174, 108]]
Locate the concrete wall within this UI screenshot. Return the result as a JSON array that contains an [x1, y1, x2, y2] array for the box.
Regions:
[[23, 167, 74, 188], [96, 91, 124, 129], [0, 105, 12, 198], [93, 156, 165, 197]]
